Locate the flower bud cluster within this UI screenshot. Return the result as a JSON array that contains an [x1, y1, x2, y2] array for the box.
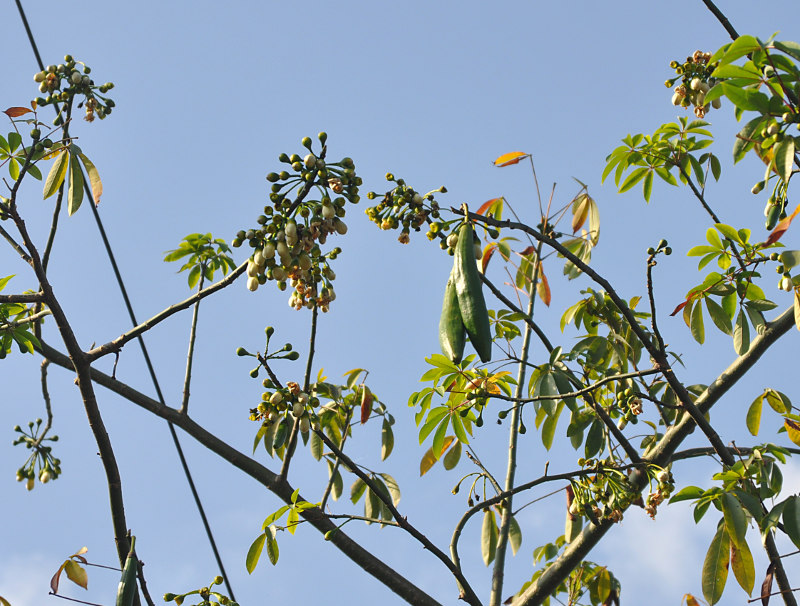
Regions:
[[365, 173, 448, 245], [32, 55, 115, 123], [250, 379, 320, 435], [666, 50, 720, 118], [12, 419, 61, 490], [234, 134, 358, 312]]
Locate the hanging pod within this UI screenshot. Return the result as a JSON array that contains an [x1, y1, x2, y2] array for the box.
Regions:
[[453, 221, 492, 362], [439, 268, 466, 363]]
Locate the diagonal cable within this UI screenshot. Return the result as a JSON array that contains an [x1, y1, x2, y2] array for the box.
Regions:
[[14, 0, 236, 599]]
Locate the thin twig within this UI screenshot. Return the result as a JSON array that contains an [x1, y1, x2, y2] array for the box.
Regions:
[[179, 271, 205, 415], [320, 407, 354, 511], [86, 262, 248, 361]]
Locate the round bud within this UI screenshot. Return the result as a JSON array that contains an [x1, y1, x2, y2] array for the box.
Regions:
[[301, 136, 313, 149], [236, 347, 249, 356]]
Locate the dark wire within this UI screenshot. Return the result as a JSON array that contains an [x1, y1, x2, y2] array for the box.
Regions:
[[14, 1, 236, 599]]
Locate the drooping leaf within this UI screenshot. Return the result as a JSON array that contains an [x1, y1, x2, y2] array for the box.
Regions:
[[63, 560, 88, 590], [702, 524, 730, 605], [481, 508, 498, 565], [746, 395, 762, 436], [442, 439, 461, 470], [420, 435, 455, 475], [265, 526, 279, 565], [78, 153, 103, 205], [761, 562, 775, 606], [381, 419, 394, 460], [43, 151, 69, 200], [690, 300, 705, 344], [730, 539, 755, 596], [773, 138, 795, 184], [494, 152, 528, 167], [720, 493, 747, 549], [476, 197, 503, 217], [246, 533, 265, 573], [508, 514, 522, 556], [782, 496, 800, 549], [734, 309, 750, 355]]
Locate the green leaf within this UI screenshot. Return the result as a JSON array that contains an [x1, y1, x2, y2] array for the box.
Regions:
[[350, 478, 367, 504], [783, 496, 800, 549], [705, 298, 732, 335], [7, 132, 21, 153], [765, 389, 790, 413], [450, 410, 470, 445], [642, 170, 653, 202], [431, 415, 450, 460], [265, 526, 279, 565], [8, 158, 19, 181], [481, 509, 498, 566], [779, 251, 800, 270], [690, 300, 705, 344], [721, 83, 768, 113], [43, 151, 69, 199], [733, 117, 764, 163], [187, 265, 202, 289], [381, 419, 394, 460], [618, 167, 648, 194], [730, 539, 755, 596], [774, 137, 795, 184], [67, 153, 84, 215], [720, 493, 747, 549], [442, 439, 462, 470], [286, 508, 299, 535], [310, 430, 322, 461], [331, 468, 343, 500], [774, 40, 800, 63], [246, 533, 265, 573], [734, 309, 750, 355], [77, 153, 102, 205], [702, 524, 730, 605], [380, 473, 401, 506], [509, 515, 522, 556], [718, 35, 762, 65], [746, 395, 762, 436]]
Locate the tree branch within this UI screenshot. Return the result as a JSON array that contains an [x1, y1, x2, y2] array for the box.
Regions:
[[86, 262, 247, 361], [36, 339, 446, 606]]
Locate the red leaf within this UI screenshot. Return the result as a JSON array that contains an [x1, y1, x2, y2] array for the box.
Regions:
[[761, 562, 774, 606], [494, 152, 529, 167], [481, 244, 497, 273], [360, 386, 373, 424], [477, 198, 501, 215], [519, 245, 535, 257], [50, 563, 65, 593], [765, 203, 800, 245], [4, 107, 32, 117], [670, 300, 689, 317]]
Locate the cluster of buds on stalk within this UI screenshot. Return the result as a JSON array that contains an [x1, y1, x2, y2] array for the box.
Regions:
[[12, 419, 61, 490], [666, 50, 721, 118], [234, 133, 360, 312], [366, 173, 449, 245], [32, 55, 115, 123]]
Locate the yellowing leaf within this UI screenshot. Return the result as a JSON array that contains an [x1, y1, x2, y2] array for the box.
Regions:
[[67, 153, 84, 216], [785, 419, 800, 447], [43, 151, 69, 200], [481, 243, 497, 273], [64, 560, 88, 590], [420, 436, 455, 476], [494, 151, 529, 167], [684, 594, 700, 606], [571, 193, 589, 233], [78, 153, 103, 205], [0, 595, 11, 606], [476, 197, 503, 216]]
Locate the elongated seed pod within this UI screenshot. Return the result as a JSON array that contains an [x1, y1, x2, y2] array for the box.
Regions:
[[439, 270, 466, 363], [453, 221, 492, 362], [116, 536, 138, 606]]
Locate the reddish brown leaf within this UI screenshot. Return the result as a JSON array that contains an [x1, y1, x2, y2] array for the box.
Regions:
[[50, 563, 65, 593], [3, 107, 32, 117], [481, 244, 497, 274], [360, 386, 373, 424], [670, 300, 689, 317], [765, 203, 800, 245], [684, 595, 700, 606], [519, 245, 535, 257], [494, 152, 529, 167], [537, 266, 551, 306], [761, 562, 774, 606], [477, 198, 502, 215]]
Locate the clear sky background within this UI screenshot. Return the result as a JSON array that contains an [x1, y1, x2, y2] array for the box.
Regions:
[[2, 2, 800, 605]]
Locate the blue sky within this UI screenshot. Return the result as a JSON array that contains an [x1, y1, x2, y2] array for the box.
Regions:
[[2, 2, 800, 605]]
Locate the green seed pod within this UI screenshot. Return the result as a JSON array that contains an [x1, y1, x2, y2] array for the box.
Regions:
[[116, 536, 139, 606], [453, 221, 492, 362], [439, 270, 466, 363]]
